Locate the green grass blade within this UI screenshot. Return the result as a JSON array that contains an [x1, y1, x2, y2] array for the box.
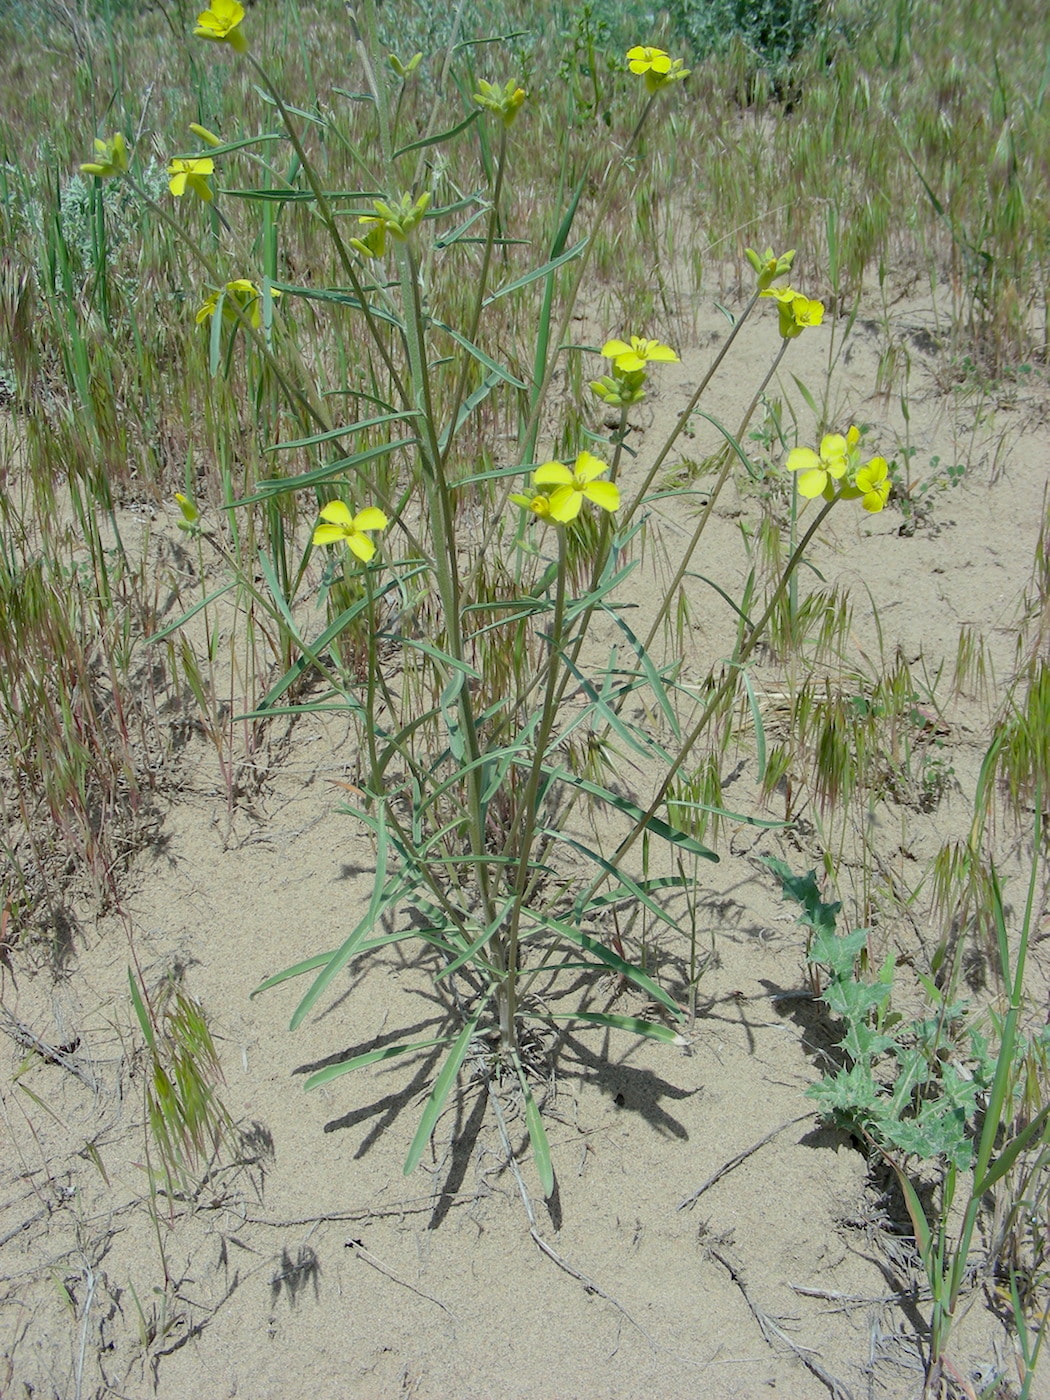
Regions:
[[513, 1056, 554, 1198], [431, 318, 528, 390], [531, 765, 719, 863], [482, 239, 587, 305], [524, 1011, 685, 1044], [305, 1037, 449, 1089], [546, 830, 683, 933], [541, 914, 683, 1018], [236, 437, 418, 504], [392, 109, 480, 158], [404, 1002, 486, 1176]]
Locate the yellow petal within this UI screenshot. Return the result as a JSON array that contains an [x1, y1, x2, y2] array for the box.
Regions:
[[313, 523, 348, 546], [318, 500, 354, 527], [533, 461, 573, 487], [601, 339, 633, 359], [352, 507, 389, 532], [547, 486, 581, 522], [346, 532, 376, 562], [796, 469, 827, 498], [786, 447, 820, 474], [573, 450, 610, 483], [583, 481, 621, 512]]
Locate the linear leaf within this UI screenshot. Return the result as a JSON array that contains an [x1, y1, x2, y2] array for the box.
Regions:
[[404, 1002, 486, 1176], [290, 811, 391, 1030], [393, 109, 480, 158], [524, 1011, 685, 1044], [482, 239, 587, 305], [546, 830, 683, 933], [528, 765, 719, 863], [147, 581, 238, 643], [431, 318, 528, 390], [514, 1057, 554, 1198], [305, 1037, 449, 1089], [236, 437, 417, 504], [266, 410, 418, 452], [541, 913, 683, 1018]]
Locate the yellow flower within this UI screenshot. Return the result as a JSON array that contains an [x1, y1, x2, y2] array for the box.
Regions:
[[79, 133, 129, 179], [854, 456, 890, 513], [168, 157, 215, 202], [195, 279, 281, 329], [312, 502, 389, 561], [194, 0, 247, 52], [602, 336, 679, 374], [786, 433, 851, 499], [625, 45, 690, 92], [532, 451, 620, 523], [473, 78, 527, 126], [761, 285, 825, 339]]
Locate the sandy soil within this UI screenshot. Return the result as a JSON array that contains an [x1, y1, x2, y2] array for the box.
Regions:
[[2, 283, 1048, 1400]]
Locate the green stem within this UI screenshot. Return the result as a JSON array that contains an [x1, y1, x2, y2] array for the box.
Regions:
[[499, 529, 569, 1054]]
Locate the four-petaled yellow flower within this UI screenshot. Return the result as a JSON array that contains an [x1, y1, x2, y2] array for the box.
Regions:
[[786, 433, 851, 499], [168, 157, 215, 202], [473, 78, 527, 126], [854, 456, 890, 513], [194, 0, 247, 52], [761, 285, 825, 339], [196, 279, 281, 329], [312, 502, 389, 561], [80, 133, 129, 179], [626, 45, 690, 92], [529, 451, 620, 523], [602, 336, 679, 374]]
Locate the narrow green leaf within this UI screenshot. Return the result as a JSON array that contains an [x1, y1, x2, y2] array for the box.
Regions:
[[290, 811, 392, 1031], [404, 1003, 486, 1176], [430, 318, 528, 390], [435, 898, 513, 980], [128, 968, 156, 1052], [525, 1011, 685, 1044], [514, 1057, 554, 1198], [603, 609, 680, 739], [266, 410, 418, 453], [974, 1105, 1050, 1194], [541, 914, 683, 1018], [547, 830, 683, 933], [305, 1037, 449, 1089], [738, 667, 767, 781], [482, 239, 587, 305], [393, 108, 480, 158], [147, 581, 238, 643], [236, 437, 417, 504], [530, 765, 719, 863]]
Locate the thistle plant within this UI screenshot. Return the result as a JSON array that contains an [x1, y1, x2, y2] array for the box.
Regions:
[[105, 2, 895, 1195]]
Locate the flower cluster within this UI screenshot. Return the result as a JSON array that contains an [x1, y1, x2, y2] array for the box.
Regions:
[[626, 46, 690, 93], [512, 452, 620, 524], [80, 133, 129, 179], [473, 78, 527, 126], [746, 246, 796, 291], [313, 502, 389, 561], [761, 284, 825, 339], [590, 335, 678, 408], [787, 426, 891, 512], [196, 279, 281, 329], [350, 192, 431, 259]]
